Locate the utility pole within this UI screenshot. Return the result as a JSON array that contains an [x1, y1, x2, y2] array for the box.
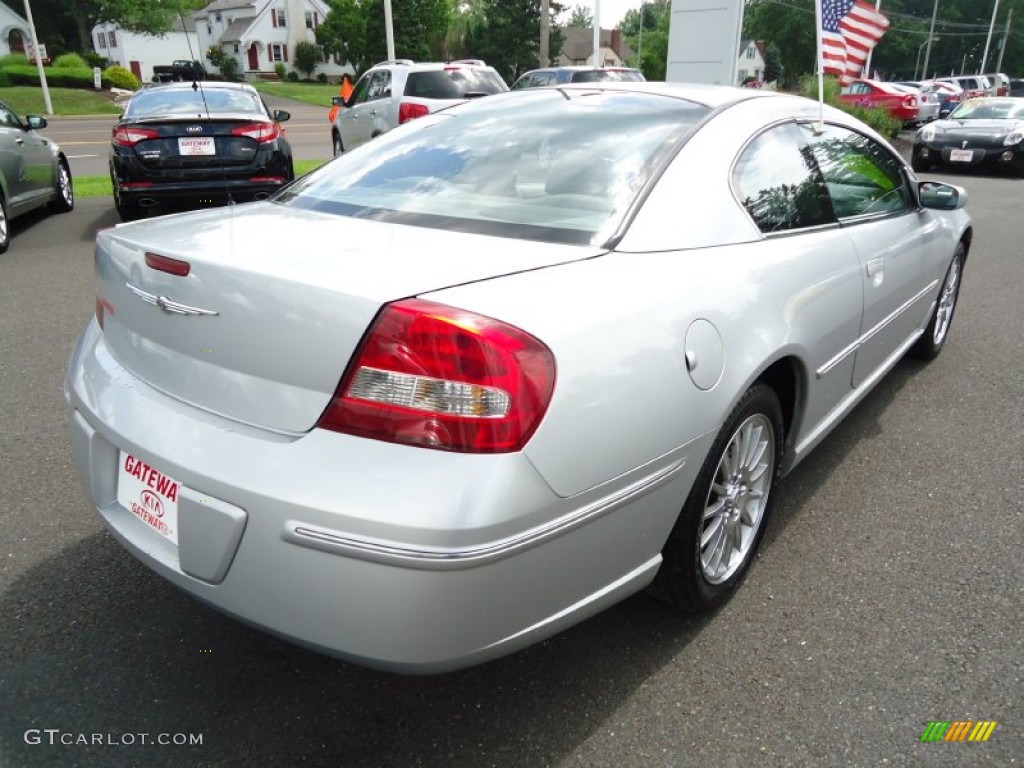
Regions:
[[921, 0, 939, 81], [981, 0, 1000, 73], [384, 0, 394, 61], [995, 8, 1013, 73], [593, 0, 601, 67], [23, 0, 51, 115], [540, 0, 549, 67]]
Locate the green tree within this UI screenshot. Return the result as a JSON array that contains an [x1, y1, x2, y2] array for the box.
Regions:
[[317, 0, 449, 75], [565, 4, 593, 28], [293, 40, 321, 79], [763, 41, 783, 84], [463, 0, 543, 84], [622, 0, 668, 79]]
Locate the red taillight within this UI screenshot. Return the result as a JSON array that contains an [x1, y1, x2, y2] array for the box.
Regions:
[[230, 122, 280, 143], [398, 102, 430, 124], [317, 299, 556, 453], [145, 252, 190, 277], [902, 94, 916, 108], [112, 126, 159, 147]]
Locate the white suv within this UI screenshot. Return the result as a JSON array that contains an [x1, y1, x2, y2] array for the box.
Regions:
[[330, 60, 507, 155]]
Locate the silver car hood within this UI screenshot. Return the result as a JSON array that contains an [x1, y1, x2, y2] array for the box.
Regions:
[[96, 202, 604, 433]]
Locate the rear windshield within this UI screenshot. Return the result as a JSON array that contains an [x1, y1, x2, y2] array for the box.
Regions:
[[125, 87, 265, 118], [405, 69, 507, 99], [570, 69, 645, 83], [277, 89, 709, 245]]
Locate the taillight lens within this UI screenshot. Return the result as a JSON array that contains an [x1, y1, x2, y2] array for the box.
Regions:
[[230, 122, 280, 143], [317, 299, 556, 453], [903, 94, 916, 108], [398, 102, 430, 124], [112, 126, 159, 147]]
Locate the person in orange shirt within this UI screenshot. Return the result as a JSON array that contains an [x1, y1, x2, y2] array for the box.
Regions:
[[328, 74, 354, 122]]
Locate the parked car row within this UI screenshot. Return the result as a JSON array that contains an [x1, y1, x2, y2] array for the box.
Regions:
[[839, 73, 1018, 126]]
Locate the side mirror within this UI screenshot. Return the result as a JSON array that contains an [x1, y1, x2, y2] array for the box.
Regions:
[[330, 96, 346, 107], [273, 109, 291, 122], [918, 180, 968, 210], [26, 115, 47, 130]]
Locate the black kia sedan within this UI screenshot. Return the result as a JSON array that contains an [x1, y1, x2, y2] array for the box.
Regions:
[[912, 96, 1024, 176], [110, 81, 294, 221]]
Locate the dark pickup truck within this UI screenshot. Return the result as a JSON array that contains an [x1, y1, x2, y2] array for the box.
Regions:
[[152, 60, 206, 82]]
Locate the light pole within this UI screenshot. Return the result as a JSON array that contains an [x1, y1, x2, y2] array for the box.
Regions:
[[916, 37, 939, 80], [981, 0, 1000, 73], [23, 0, 51, 115], [921, 0, 939, 81]]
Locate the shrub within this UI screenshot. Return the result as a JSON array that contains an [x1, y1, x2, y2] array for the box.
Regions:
[[0, 71, 9, 88], [83, 53, 108, 69], [0, 53, 28, 67], [53, 53, 89, 69], [286, 70, 299, 82], [3, 64, 93, 88], [218, 56, 241, 81], [293, 41, 320, 80], [103, 64, 139, 90], [274, 62, 287, 80], [317, 72, 328, 83]]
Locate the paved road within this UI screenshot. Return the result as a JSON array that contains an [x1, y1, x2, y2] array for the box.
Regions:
[[0, 174, 1020, 766], [41, 94, 333, 180]]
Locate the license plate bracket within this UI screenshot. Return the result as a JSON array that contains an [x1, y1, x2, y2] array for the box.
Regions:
[[949, 148, 974, 162], [178, 137, 215, 156], [117, 451, 180, 545]]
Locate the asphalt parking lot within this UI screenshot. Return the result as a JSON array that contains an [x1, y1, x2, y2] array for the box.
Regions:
[[0, 168, 1020, 765]]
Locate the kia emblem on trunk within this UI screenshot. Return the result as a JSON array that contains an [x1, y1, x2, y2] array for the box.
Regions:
[[186, 125, 203, 133]]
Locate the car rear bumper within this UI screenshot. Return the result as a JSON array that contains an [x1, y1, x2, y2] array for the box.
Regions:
[[65, 320, 698, 673], [914, 142, 1024, 171]]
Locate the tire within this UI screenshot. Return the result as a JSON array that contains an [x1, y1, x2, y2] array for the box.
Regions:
[[651, 383, 784, 613], [48, 158, 74, 213], [911, 154, 931, 173], [0, 193, 9, 254], [911, 244, 965, 359], [332, 131, 343, 157]]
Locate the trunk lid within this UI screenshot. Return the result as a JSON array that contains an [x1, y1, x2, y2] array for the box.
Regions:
[[95, 202, 602, 433]]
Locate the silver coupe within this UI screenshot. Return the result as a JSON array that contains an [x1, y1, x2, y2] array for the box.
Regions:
[[66, 83, 971, 673]]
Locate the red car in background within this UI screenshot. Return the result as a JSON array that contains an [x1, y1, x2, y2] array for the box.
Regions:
[[839, 79, 919, 125]]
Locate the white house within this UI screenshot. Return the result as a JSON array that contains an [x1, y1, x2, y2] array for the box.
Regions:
[[557, 28, 634, 68], [736, 39, 765, 85], [0, 2, 31, 58], [91, 17, 201, 83], [193, 0, 350, 80]]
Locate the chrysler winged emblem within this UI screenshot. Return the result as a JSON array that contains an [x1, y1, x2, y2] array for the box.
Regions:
[[126, 283, 219, 316]]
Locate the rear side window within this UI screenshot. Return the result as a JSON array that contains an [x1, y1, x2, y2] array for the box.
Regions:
[[405, 69, 507, 99], [733, 123, 834, 233]]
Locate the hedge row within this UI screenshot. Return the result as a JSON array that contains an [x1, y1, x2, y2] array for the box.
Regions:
[[0, 64, 139, 91]]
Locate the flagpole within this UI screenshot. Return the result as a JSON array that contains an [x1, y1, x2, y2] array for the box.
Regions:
[[864, 0, 882, 78], [815, 0, 825, 128]]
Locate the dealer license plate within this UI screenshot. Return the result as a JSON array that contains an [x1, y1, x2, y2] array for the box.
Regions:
[[949, 148, 974, 162], [178, 137, 215, 156], [117, 451, 180, 545]]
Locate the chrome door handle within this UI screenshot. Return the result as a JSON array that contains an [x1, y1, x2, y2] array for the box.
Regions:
[[866, 257, 884, 277]]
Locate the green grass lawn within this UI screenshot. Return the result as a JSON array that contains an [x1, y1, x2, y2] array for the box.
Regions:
[[251, 80, 341, 107], [75, 158, 328, 198], [0, 86, 122, 116]]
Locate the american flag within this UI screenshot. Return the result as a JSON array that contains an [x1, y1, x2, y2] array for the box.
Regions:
[[820, 0, 890, 85]]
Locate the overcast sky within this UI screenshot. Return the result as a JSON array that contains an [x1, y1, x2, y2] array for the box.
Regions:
[[564, 0, 639, 29]]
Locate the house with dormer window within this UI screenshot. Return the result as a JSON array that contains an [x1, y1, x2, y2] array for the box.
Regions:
[[736, 39, 765, 85], [193, 0, 350, 80]]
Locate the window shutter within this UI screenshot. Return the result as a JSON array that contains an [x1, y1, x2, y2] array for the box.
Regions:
[[268, 45, 273, 62], [314, 12, 319, 26], [283, 44, 288, 62], [272, 10, 277, 27]]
